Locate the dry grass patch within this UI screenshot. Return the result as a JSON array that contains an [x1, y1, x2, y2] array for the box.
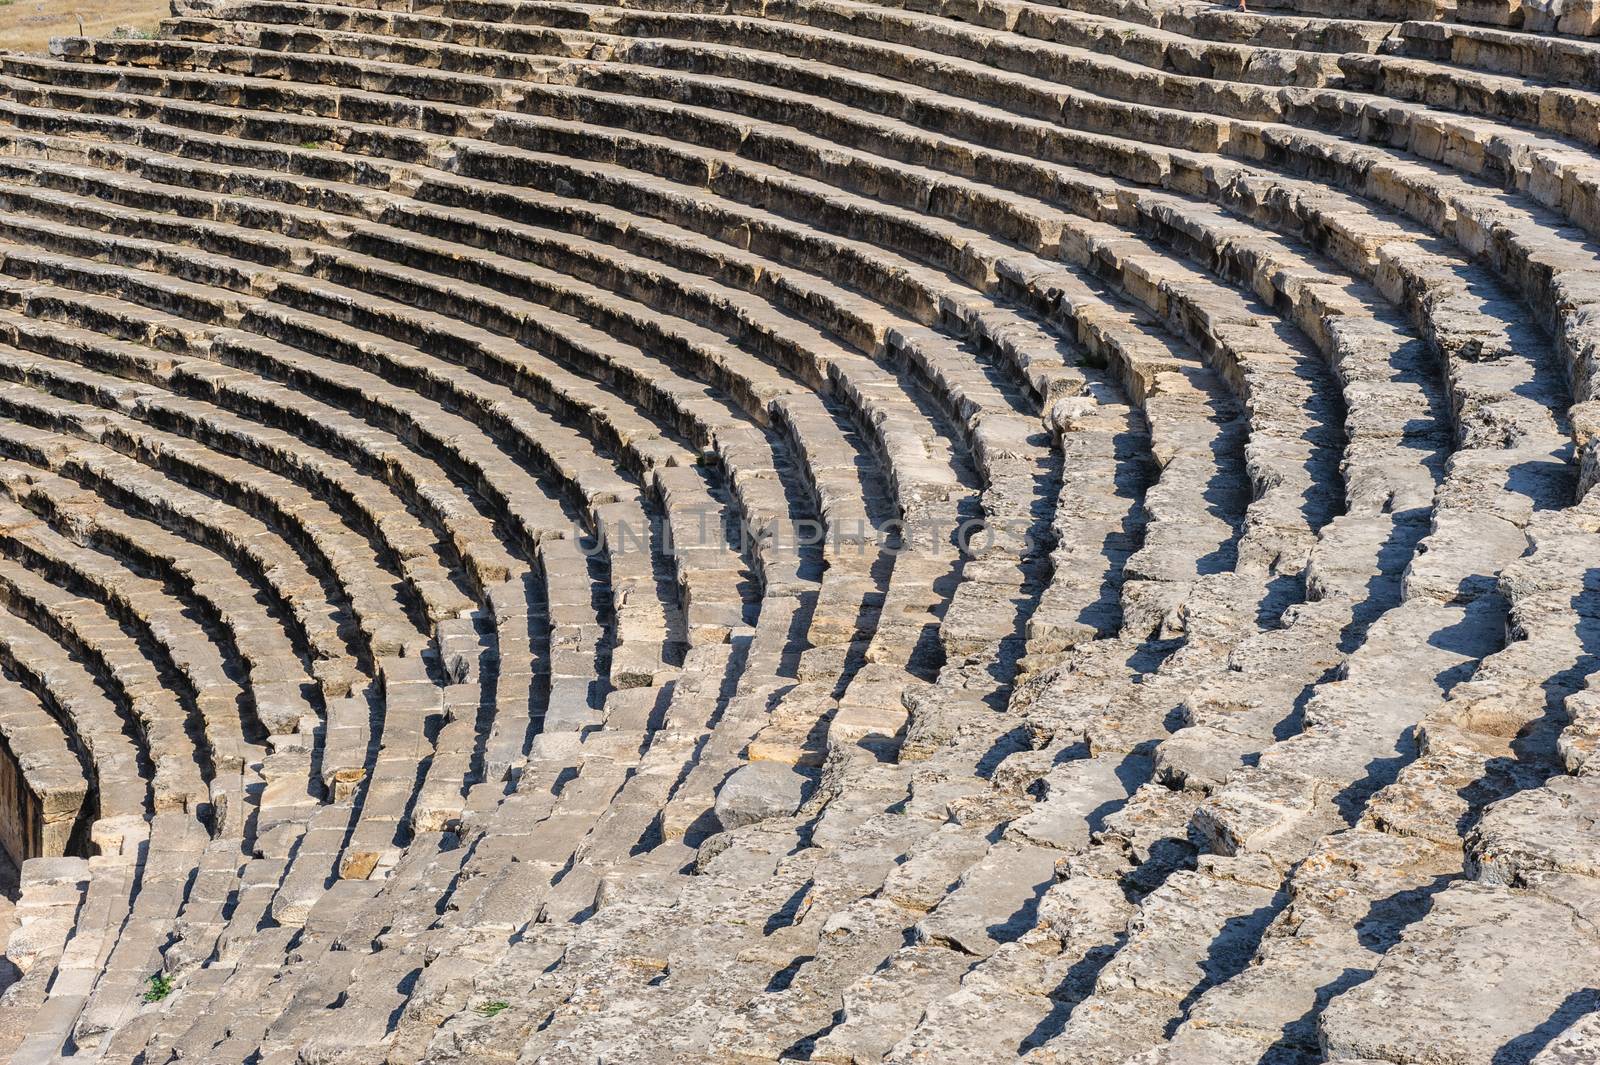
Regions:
[[0, 0, 167, 55]]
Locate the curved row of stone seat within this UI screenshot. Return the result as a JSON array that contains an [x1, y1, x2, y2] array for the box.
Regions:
[[0, 330, 428, 671], [0, 495, 260, 769], [0, 523, 148, 833], [56, 10, 1555, 665], [0, 538, 211, 816], [0, 464, 320, 749], [0, 126, 864, 630], [236, 8, 1587, 1055], [56, 28, 1452, 1055], [220, 0, 1600, 443], [0, 109, 972, 1065], [0, 154, 858, 726], [0, 252, 676, 792], [993, 0, 1398, 54], [0, 54, 1011, 543], [0, 51, 1427, 1065], [100, 5, 1587, 479], [0, 228, 742, 1049], [0, 675, 86, 862], [363, 122, 1350, 1055], [0, 37, 1324, 626], [0, 89, 953, 953], [0, 57, 1260, 1061], [847, 247, 1457, 1063], [0, 74, 1075, 770], [0, 384, 370, 706], [419, 292, 1259, 1062], [1, 0, 1592, 1058], [0, 41, 1363, 642], [1396, 19, 1600, 91]]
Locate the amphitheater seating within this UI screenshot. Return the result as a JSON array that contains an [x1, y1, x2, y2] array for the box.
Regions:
[[0, 0, 1595, 1060]]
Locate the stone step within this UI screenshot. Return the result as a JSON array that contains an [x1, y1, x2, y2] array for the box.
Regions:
[[156, 0, 1600, 409], [0, 675, 89, 863]]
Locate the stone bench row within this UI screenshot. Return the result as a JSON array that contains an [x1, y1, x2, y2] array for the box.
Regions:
[[0, 47, 1331, 639], [46, 14, 1536, 492], [0, 53, 1312, 556], [0, 131, 881, 579], [0, 230, 649, 697], [0, 161, 902, 1055], [0, 467, 320, 748], [0, 544, 210, 817], [0, 334, 428, 671], [0, 311, 478, 636], [0, 493, 260, 763], [0, 6, 1574, 1055], [402, 224, 1302, 1058], [857, 238, 1461, 1063], [771, 0, 1345, 87], [0, 678, 87, 863], [0, 115, 1043, 741], [0, 182, 812, 702], [226, 0, 1600, 436], [181, 0, 1600, 422], [0, 230, 669, 699], [0, 257, 624, 812], [1454, 0, 1600, 33], [0, 415, 379, 748], [996, 0, 1397, 54], [0, 548, 150, 837], [0, 59, 1017, 556], [1398, 18, 1600, 90]]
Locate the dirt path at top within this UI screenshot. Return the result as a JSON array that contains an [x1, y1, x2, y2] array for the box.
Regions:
[[0, 0, 166, 55]]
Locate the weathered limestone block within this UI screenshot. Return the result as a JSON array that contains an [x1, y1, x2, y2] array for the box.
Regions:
[[1320, 884, 1600, 1065], [712, 759, 817, 830]]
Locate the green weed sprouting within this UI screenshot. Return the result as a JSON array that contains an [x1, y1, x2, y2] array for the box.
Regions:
[[142, 972, 174, 1003]]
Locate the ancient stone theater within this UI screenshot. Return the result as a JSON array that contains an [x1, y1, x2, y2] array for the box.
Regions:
[[0, 0, 1596, 1060]]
